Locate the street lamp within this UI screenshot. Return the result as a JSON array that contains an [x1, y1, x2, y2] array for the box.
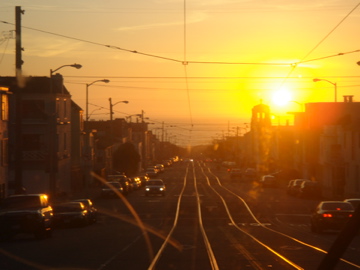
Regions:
[[109, 98, 129, 143], [86, 79, 110, 121], [109, 98, 129, 121], [313, 78, 337, 102], [50, 63, 82, 93], [50, 63, 82, 76], [126, 114, 142, 123]]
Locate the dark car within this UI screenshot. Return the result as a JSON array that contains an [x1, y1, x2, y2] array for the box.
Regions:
[[344, 198, 360, 210], [259, 175, 277, 187], [129, 177, 142, 190], [138, 175, 150, 186], [298, 181, 320, 198], [145, 167, 158, 178], [107, 175, 131, 195], [101, 182, 124, 198], [229, 168, 242, 179], [244, 168, 257, 180], [286, 179, 296, 195], [145, 179, 166, 196], [310, 201, 354, 233], [72, 199, 97, 224], [52, 202, 89, 227], [288, 179, 310, 196], [0, 194, 53, 240]]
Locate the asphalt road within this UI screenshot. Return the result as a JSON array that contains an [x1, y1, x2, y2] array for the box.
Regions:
[[0, 161, 360, 270]]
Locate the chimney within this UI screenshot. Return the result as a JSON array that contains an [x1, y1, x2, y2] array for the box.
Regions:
[[343, 95, 353, 103]]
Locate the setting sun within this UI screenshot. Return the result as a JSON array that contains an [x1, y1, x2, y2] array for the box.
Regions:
[[271, 89, 292, 106]]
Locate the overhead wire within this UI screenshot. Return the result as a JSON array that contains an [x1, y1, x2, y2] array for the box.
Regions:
[[276, 1, 360, 89], [183, 0, 194, 147], [301, 2, 360, 61], [0, 38, 10, 65], [1, 20, 358, 67]]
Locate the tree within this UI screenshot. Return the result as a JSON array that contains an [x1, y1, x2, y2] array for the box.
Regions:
[[113, 142, 140, 176]]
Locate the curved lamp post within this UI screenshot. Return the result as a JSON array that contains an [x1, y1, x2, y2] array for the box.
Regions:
[[109, 98, 129, 121], [86, 79, 110, 121], [313, 78, 337, 102], [50, 63, 82, 76], [50, 63, 82, 93], [109, 98, 129, 144], [126, 114, 142, 123]]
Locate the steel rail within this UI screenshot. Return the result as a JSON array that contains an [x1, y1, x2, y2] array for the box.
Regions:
[[197, 162, 303, 270], [201, 162, 360, 269], [192, 163, 220, 270], [147, 166, 189, 270]]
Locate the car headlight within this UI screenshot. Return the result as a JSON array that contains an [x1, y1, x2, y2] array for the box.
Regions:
[[146, 188, 150, 191], [160, 188, 164, 191]]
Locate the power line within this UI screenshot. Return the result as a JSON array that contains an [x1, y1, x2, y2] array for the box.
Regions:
[[271, 1, 360, 98], [301, 2, 360, 61], [1, 20, 358, 67]]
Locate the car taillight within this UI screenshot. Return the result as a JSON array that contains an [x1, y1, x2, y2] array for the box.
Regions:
[[349, 214, 353, 217], [323, 213, 332, 218]]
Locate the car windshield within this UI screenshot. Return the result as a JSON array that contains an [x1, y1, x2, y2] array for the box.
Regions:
[[53, 204, 83, 212], [322, 202, 354, 211], [147, 180, 163, 186], [1, 196, 41, 209]]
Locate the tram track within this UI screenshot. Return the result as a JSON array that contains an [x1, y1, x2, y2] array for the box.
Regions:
[[198, 161, 360, 269], [149, 161, 299, 269]]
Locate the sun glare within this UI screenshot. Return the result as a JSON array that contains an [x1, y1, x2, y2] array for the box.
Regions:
[[271, 89, 292, 106]]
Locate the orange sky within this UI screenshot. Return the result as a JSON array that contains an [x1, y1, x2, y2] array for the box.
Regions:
[[1, 1, 360, 146]]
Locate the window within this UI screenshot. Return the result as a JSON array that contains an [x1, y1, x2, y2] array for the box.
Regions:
[[1, 94, 8, 121], [64, 133, 67, 150], [22, 134, 42, 151], [22, 100, 46, 120], [63, 99, 67, 118], [1, 139, 8, 166]]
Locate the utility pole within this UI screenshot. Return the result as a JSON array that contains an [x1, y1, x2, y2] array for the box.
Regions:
[[15, 6, 24, 78], [141, 110, 146, 170], [14, 6, 24, 194]]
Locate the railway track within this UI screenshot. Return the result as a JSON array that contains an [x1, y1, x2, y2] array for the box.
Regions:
[[147, 161, 360, 270]]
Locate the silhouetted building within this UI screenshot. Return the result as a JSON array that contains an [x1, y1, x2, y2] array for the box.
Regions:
[[1, 76, 73, 196], [250, 103, 272, 173]]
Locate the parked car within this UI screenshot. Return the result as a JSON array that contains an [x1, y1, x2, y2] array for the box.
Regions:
[[310, 201, 354, 233], [101, 182, 124, 198], [119, 177, 131, 195], [0, 194, 53, 240], [259, 175, 277, 187], [145, 168, 158, 178], [222, 161, 236, 168], [229, 168, 242, 179], [145, 179, 166, 196], [155, 164, 165, 173], [244, 168, 256, 179], [286, 179, 296, 195], [298, 181, 320, 198], [288, 179, 310, 196], [128, 177, 141, 190], [52, 202, 89, 227], [138, 175, 150, 186], [107, 174, 131, 195], [343, 198, 360, 210], [72, 199, 97, 224]]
